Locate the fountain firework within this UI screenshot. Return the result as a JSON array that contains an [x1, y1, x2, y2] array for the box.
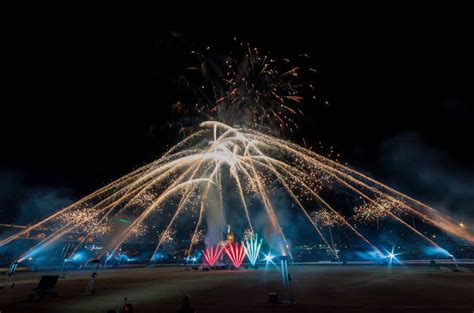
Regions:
[[1, 121, 473, 264], [224, 242, 247, 269], [243, 232, 263, 266], [1, 43, 473, 265], [202, 245, 223, 267]]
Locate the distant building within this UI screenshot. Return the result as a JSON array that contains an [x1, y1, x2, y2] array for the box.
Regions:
[[226, 232, 234, 244]]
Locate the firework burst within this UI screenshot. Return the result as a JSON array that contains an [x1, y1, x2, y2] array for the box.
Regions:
[[311, 209, 345, 227], [55, 208, 112, 237], [175, 40, 317, 134], [353, 197, 404, 223], [2, 121, 472, 265], [128, 223, 148, 239], [158, 228, 176, 245], [1, 42, 473, 263], [191, 229, 204, 245]]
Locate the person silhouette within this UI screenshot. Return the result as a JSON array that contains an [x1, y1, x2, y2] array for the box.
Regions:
[[177, 295, 196, 313], [121, 303, 134, 313]]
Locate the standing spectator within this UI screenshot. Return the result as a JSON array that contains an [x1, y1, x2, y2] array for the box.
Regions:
[[177, 295, 196, 313]]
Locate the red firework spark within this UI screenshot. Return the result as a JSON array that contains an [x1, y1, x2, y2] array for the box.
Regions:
[[224, 242, 247, 269], [202, 245, 223, 266]]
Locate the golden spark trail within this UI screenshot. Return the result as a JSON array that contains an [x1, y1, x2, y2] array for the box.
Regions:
[[4, 121, 473, 265], [249, 131, 474, 244]]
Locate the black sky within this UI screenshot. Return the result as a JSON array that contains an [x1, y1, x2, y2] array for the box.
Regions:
[[1, 4, 473, 221]]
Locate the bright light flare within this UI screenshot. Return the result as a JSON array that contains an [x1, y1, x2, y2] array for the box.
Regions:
[[384, 247, 401, 265], [263, 252, 274, 263]]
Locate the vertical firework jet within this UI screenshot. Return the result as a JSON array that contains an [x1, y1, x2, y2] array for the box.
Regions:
[[243, 233, 263, 266], [224, 242, 247, 269], [202, 245, 224, 267]]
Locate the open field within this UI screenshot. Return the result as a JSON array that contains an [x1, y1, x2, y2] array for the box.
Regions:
[[1, 265, 473, 312]]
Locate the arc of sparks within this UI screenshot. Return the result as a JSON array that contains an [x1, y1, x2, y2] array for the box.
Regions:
[[2, 120, 473, 268]]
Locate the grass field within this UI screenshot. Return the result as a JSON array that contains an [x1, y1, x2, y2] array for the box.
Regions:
[[1, 265, 473, 312]]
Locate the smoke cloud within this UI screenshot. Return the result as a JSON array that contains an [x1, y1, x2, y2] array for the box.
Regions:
[[0, 170, 73, 226], [377, 132, 474, 221]]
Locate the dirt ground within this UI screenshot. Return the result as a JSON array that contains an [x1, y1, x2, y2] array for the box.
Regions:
[[1, 265, 473, 312]]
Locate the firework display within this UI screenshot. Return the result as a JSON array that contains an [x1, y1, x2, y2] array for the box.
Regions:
[[224, 242, 247, 269], [353, 197, 403, 223], [1, 41, 473, 267], [1, 121, 472, 265], [243, 233, 263, 266], [191, 229, 205, 245], [310, 209, 345, 227], [175, 41, 317, 134], [55, 208, 112, 237], [202, 245, 224, 267]]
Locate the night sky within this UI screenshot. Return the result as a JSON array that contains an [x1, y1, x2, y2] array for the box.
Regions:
[[2, 5, 473, 223]]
